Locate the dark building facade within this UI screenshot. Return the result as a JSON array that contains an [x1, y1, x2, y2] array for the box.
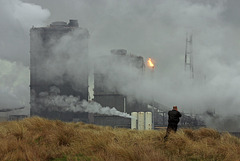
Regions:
[[30, 20, 89, 121]]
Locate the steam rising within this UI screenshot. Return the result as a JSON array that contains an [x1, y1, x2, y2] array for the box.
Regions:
[[0, 0, 50, 65], [24, 0, 240, 115], [0, 0, 50, 114], [0, 60, 29, 109], [1, 0, 240, 130], [36, 87, 132, 118]]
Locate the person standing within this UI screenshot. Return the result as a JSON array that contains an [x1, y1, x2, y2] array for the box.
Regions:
[[164, 106, 182, 140]]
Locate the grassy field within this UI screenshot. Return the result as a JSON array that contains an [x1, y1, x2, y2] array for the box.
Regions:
[[0, 117, 239, 161]]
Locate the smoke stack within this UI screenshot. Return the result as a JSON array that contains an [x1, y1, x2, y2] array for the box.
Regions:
[[68, 19, 79, 27]]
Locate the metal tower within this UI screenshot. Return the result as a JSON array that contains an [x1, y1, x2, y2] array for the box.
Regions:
[[184, 33, 194, 79]]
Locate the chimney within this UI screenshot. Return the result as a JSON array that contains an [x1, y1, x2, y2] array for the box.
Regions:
[[68, 19, 79, 27]]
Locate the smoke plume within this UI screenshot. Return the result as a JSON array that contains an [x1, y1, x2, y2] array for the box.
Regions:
[[35, 87, 132, 118], [23, 0, 240, 113], [1, 0, 240, 130], [0, 0, 50, 113]]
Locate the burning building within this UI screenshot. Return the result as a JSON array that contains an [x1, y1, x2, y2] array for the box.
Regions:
[[30, 20, 89, 121]]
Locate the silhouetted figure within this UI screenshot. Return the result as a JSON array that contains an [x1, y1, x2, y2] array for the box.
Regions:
[[164, 106, 182, 141]]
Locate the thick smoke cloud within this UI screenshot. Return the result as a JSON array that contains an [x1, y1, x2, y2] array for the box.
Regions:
[[1, 0, 240, 130], [32, 28, 89, 88], [0, 0, 50, 65], [0, 0, 50, 113]]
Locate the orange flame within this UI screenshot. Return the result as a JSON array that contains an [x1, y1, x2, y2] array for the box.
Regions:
[[147, 58, 154, 68]]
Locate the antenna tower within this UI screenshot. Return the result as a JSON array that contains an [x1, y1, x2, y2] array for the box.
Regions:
[[184, 33, 194, 78]]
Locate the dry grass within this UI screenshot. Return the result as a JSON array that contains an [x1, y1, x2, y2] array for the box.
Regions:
[[0, 117, 240, 161]]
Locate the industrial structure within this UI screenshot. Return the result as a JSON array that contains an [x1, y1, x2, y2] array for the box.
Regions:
[[92, 49, 149, 127], [30, 20, 89, 122], [29, 20, 205, 129], [185, 33, 194, 79], [0, 107, 28, 121], [29, 20, 150, 125]]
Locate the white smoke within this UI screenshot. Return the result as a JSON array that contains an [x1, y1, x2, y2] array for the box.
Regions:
[[23, 0, 231, 113], [202, 112, 240, 132], [0, 0, 50, 65], [36, 87, 132, 118], [0, 59, 29, 109], [2, 0, 240, 130], [34, 29, 89, 89], [0, 0, 50, 112]]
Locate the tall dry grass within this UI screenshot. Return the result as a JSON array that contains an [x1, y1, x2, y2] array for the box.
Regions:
[[0, 117, 239, 161]]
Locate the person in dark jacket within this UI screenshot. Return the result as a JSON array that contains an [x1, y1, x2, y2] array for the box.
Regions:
[[164, 106, 182, 140]]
